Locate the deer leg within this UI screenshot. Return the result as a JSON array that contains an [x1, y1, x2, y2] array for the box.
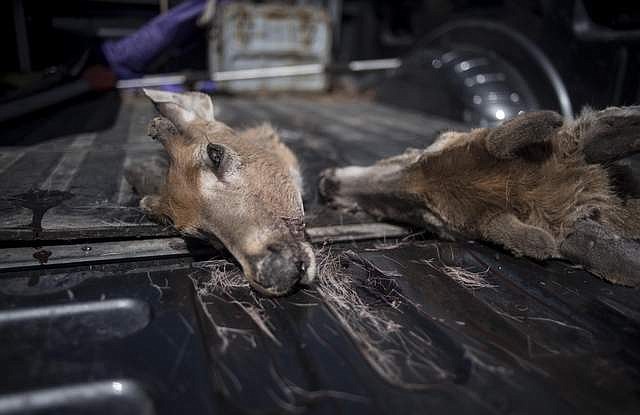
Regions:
[[139, 194, 172, 225], [602, 199, 640, 240], [318, 148, 417, 209], [124, 115, 175, 196], [578, 106, 640, 164], [147, 116, 179, 145], [318, 161, 430, 226], [479, 213, 558, 259], [125, 158, 171, 225], [485, 111, 564, 159], [319, 164, 394, 211], [559, 219, 640, 287], [376, 147, 424, 165], [622, 199, 640, 239], [124, 154, 168, 197]]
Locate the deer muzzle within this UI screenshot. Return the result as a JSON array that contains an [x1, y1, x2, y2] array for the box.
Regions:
[[247, 241, 316, 296]]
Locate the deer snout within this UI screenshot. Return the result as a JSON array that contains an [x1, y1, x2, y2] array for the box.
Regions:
[[250, 242, 316, 296]]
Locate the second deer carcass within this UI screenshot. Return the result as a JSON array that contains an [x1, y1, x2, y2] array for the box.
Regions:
[[319, 108, 640, 286], [126, 89, 315, 296]]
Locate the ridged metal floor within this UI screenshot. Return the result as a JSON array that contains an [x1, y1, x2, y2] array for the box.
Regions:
[[0, 92, 458, 240]]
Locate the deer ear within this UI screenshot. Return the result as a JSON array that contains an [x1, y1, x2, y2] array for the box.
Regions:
[[143, 89, 215, 131]]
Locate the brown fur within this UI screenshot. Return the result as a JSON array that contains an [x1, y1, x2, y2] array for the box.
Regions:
[[127, 90, 315, 296], [320, 107, 640, 286], [151, 120, 303, 239]]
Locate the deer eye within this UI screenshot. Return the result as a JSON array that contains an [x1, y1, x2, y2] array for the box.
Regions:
[[206, 143, 225, 170]]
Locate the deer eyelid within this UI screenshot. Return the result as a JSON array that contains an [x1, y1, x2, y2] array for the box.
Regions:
[[206, 143, 225, 171]]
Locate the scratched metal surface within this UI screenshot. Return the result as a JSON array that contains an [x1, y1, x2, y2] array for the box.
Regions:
[[0, 92, 459, 241], [0, 243, 638, 414], [1, 92, 639, 415]]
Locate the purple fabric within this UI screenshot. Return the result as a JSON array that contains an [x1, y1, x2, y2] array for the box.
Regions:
[[102, 0, 206, 79], [157, 84, 186, 92]]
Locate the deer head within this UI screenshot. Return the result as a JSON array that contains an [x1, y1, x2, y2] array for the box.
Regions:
[[136, 89, 315, 296]]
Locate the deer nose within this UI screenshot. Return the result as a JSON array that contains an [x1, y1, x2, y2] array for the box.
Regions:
[[252, 244, 311, 296]]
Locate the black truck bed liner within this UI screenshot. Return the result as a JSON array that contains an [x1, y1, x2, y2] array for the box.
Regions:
[[0, 92, 638, 415]]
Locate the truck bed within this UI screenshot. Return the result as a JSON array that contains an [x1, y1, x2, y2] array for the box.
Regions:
[[0, 91, 638, 415]]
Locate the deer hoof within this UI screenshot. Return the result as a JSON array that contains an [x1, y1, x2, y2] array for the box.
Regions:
[[147, 116, 178, 143], [318, 168, 339, 202]]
